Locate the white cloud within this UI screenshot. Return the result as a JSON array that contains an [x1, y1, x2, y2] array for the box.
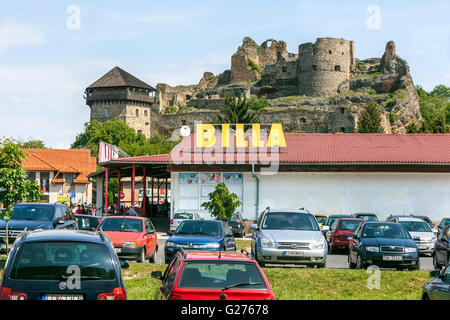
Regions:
[[0, 22, 44, 52]]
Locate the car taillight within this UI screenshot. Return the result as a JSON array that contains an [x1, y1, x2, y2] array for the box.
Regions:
[[237, 217, 241, 226], [264, 295, 276, 300], [97, 287, 127, 300], [170, 220, 174, 225], [169, 294, 183, 300], [0, 287, 27, 300]]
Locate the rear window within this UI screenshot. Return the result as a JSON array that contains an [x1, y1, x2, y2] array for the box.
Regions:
[[174, 213, 193, 220], [262, 212, 320, 231], [178, 262, 267, 290], [10, 242, 116, 281], [11, 205, 54, 221], [339, 220, 362, 231], [357, 215, 378, 221], [77, 217, 100, 231]]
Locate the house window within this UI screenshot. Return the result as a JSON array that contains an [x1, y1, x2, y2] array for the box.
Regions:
[[40, 172, 49, 193], [335, 65, 341, 71], [27, 171, 36, 181], [66, 173, 73, 185]]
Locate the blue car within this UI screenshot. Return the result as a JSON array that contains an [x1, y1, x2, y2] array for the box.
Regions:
[[348, 222, 420, 270], [164, 220, 236, 264]]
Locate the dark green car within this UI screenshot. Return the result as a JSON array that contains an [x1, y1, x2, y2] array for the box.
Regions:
[[422, 264, 450, 300]]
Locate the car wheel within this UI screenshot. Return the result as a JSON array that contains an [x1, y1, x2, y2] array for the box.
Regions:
[[149, 246, 157, 263], [356, 255, 365, 269], [348, 254, 356, 269], [138, 248, 146, 263], [256, 250, 265, 268], [422, 293, 430, 300], [433, 255, 441, 270]]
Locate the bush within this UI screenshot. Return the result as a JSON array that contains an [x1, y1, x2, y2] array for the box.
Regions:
[[248, 59, 263, 73], [368, 89, 377, 95], [247, 97, 270, 112], [389, 112, 399, 123]]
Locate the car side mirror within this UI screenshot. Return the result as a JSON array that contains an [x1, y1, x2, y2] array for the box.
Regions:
[[120, 260, 129, 269], [250, 224, 258, 231], [151, 271, 163, 280], [430, 270, 440, 278]]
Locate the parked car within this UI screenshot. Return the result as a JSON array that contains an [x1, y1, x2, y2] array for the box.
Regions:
[[412, 215, 436, 231], [165, 220, 236, 264], [98, 216, 158, 263], [315, 215, 328, 227], [348, 222, 420, 270], [170, 212, 201, 232], [151, 249, 275, 300], [75, 214, 103, 231], [391, 217, 436, 256], [250, 209, 327, 268], [329, 218, 364, 253], [422, 264, 450, 300], [0, 229, 128, 300], [324, 215, 352, 245], [227, 213, 247, 238], [352, 213, 378, 221], [0, 203, 77, 250], [437, 217, 450, 236], [433, 225, 450, 270]]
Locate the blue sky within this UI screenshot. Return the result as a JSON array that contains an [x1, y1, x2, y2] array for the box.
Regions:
[[0, 0, 448, 149]]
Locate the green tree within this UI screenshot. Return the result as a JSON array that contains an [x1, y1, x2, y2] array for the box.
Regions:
[[416, 84, 450, 131], [430, 84, 450, 100], [430, 114, 449, 133], [201, 183, 242, 220], [18, 139, 46, 149], [357, 100, 384, 133], [0, 138, 42, 250], [216, 94, 260, 124]]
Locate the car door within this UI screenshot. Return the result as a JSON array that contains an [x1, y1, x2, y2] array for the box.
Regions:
[[145, 219, 157, 257], [349, 225, 362, 263], [53, 206, 66, 229], [62, 206, 77, 229], [431, 266, 450, 300], [223, 225, 236, 251], [436, 227, 449, 265], [159, 256, 181, 300]]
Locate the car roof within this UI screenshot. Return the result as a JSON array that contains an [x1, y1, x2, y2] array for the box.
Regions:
[[183, 250, 255, 262], [354, 213, 377, 216], [265, 210, 312, 215], [102, 215, 146, 220], [396, 217, 427, 222], [20, 229, 106, 244], [337, 217, 365, 222], [16, 202, 58, 207]]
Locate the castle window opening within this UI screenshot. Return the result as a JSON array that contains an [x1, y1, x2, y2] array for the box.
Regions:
[[105, 108, 110, 118], [138, 130, 143, 134], [145, 122, 149, 126], [186, 95, 192, 100], [335, 65, 341, 71], [181, 120, 187, 125], [329, 50, 332, 54], [282, 66, 287, 73], [136, 109, 139, 117], [312, 65, 317, 71], [340, 127, 346, 133], [339, 107, 345, 114], [144, 110, 148, 117], [300, 118, 306, 123]]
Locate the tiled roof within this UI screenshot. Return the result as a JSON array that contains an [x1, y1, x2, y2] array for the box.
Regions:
[[22, 149, 97, 183], [108, 133, 450, 165], [87, 66, 155, 90]]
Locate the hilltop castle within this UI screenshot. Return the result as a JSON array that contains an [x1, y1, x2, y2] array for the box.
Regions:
[[85, 37, 422, 138]]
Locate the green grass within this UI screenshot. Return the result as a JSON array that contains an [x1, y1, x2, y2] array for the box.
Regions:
[[121, 262, 430, 300]]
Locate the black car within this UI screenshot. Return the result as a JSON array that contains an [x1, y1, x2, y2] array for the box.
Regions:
[[75, 214, 103, 231], [348, 222, 420, 270], [227, 213, 247, 238], [437, 217, 450, 236], [433, 225, 450, 270], [0, 203, 77, 250], [353, 213, 378, 221], [422, 265, 450, 300], [0, 229, 128, 300]]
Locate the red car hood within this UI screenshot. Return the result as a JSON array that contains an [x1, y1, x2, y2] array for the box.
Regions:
[[103, 231, 140, 246]]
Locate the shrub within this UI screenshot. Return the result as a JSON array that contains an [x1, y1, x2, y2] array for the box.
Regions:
[[248, 59, 263, 73], [389, 112, 399, 123]]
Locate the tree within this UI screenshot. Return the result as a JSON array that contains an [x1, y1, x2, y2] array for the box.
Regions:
[[0, 138, 42, 250], [430, 114, 449, 133], [18, 139, 46, 149], [416, 84, 450, 132], [430, 84, 450, 100], [201, 183, 242, 220], [216, 93, 260, 124], [357, 100, 384, 133]]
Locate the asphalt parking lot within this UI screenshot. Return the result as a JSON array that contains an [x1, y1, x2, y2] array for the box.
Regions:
[[149, 235, 434, 270]]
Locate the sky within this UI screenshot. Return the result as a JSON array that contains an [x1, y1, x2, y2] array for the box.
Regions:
[[0, 0, 448, 149]]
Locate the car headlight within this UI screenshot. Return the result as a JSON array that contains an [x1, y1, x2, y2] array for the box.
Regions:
[[365, 246, 379, 253], [312, 240, 326, 250], [405, 247, 417, 253], [123, 241, 137, 247], [260, 237, 275, 248], [204, 242, 221, 249], [165, 241, 180, 248]]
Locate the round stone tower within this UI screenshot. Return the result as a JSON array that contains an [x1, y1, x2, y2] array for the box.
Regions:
[[297, 38, 355, 97]]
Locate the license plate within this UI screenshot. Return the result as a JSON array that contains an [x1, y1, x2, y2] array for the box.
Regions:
[[42, 294, 84, 300], [284, 251, 304, 257], [382, 255, 403, 261]]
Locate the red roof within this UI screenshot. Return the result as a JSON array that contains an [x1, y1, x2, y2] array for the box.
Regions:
[[108, 133, 450, 165]]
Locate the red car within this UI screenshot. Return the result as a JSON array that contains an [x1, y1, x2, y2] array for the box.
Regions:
[[98, 216, 158, 263], [329, 218, 364, 253], [151, 250, 275, 300]]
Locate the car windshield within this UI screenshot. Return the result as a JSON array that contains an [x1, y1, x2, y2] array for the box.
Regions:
[[11, 205, 54, 221], [262, 213, 320, 231], [10, 242, 116, 280], [361, 224, 411, 239], [175, 221, 222, 237], [178, 262, 267, 290], [316, 217, 327, 224], [356, 215, 378, 221], [100, 218, 142, 232], [77, 217, 100, 231], [327, 216, 349, 226], [399, 221, 432, 233], [174, 213, 193, 220], [339, 220, 362, 231]]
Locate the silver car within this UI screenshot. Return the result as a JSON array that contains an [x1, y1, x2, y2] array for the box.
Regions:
[[169, 212, 201, 232], [250, 209, 327, 268], [391, 216, 437, 256]]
